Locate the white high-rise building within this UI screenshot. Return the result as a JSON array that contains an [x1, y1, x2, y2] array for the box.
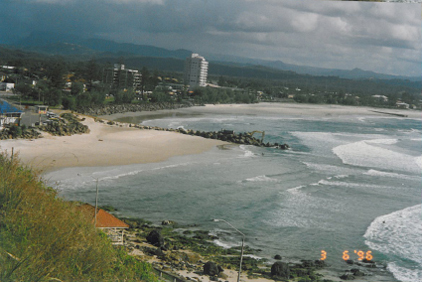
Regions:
[[184, 53, 208, 88]]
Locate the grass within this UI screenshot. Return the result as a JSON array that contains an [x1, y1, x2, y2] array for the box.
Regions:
[[0, 151, 158, 282]]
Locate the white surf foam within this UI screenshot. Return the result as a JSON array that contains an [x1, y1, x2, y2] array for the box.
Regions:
[[364, 204, 422, 282], [333, 139, 421, 174], [239, 145, 255, 158], [286, 185, 304, 194], [245, 175, 278, 182], [415, 156, 422, 170], [213, 239, 235, 249], [364, 169, 419, 181], [317, 179, 394, 190], [387, 262, 422, 282], [366, 139, 398, 145]]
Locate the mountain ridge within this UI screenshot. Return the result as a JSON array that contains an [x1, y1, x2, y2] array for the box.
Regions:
[[5, 32, 421, 82]]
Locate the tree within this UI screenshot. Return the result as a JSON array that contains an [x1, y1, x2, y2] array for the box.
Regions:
[[62, 96, 76, 110], [114, 89, 134, 104], [71, 82, 84, 96], [47, 59, 67, 89], [140, 67, 150, 96], [76, 92, 92, 107], [14, 83, 33, 99], [150, 91, 170, 103], [85, 59, 100, 91], [45, 88, 62, 106]]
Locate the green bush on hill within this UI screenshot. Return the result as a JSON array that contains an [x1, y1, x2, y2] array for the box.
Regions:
[[0, 152, 158, 282]]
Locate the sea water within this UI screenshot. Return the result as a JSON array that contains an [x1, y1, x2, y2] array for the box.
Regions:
[[46, 112, 422, 281]]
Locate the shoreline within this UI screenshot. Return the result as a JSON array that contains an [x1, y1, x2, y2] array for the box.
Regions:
[[1, 102, 409, 282], [120, 217, 398, 282], [102, 103, 422, 123], [0, 115, 228, 173]]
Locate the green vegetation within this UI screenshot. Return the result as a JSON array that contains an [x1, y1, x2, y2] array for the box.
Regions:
[[0, 152, 158, 282], [2, 45, 421, 111]]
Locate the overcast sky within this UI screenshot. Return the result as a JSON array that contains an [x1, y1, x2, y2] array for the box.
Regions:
[[1, 0, 421, 77]]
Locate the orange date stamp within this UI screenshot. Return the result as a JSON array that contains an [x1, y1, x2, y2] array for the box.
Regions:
[[320, 250, 373, 261]]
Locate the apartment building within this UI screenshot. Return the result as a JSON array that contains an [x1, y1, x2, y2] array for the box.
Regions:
[[184, 53, 208, 88]]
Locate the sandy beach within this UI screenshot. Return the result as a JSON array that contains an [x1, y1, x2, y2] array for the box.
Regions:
[[1, 103, 420, 173], [104, 102, 422, 123], [0, 115, 227, 172]]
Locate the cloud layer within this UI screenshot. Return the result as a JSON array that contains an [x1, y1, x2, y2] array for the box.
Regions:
[[1, 0, 421, 76]]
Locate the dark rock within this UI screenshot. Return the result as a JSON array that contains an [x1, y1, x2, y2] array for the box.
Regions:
[[271, 261, 290, 278], [203, 261, 222, 276], [314, 259, 327, 268], [162, 220, 175, 225], [339, 273, 355, 280], [301, 260, 315, 268], [350, 269, 365, 277], [362, 258, 375, 264], [345, 260, 354, 265], [274, 254, 282, 260], [146, 230, 164, 247]]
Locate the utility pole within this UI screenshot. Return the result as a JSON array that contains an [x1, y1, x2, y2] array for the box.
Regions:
[[94, 178, 99, 227]]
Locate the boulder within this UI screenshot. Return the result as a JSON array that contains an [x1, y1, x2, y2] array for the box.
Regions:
[[339, 273, 355, 280], [203, 261, 222, 276], [161, 220, 175, 226], [271, 261, 290, 278], [351, 269, 365, 277], [274, 254, 282, 260], [146, 230, 164, 247]]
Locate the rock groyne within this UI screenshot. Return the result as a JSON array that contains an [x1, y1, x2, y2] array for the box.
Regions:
[[103, 120, 290, 150]]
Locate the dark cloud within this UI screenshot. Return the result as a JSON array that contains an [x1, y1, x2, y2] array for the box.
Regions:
[[1, 0, 420, 76]]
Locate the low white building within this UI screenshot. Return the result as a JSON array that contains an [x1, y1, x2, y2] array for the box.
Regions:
[[372, 95, 388, 102], [0, 82, 15, 92], [396, 102, 409, 109]]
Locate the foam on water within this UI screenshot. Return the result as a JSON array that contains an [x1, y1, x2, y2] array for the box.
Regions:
[[415, 156, 422, 170], [333, 139, 421, 174], [317, 179, 396, 190], [366, 139, 398, 145], [363, 169, 419, 181], [213, 239, 236, 249], [364, 204, 422, 282], [287, 185, 304, 194], [245, 175, 278, 182], [239, 145, 255, 158], [302, 162, 359, 175]]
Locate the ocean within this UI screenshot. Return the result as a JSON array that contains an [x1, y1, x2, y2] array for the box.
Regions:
[[46, 110, 421, 282]]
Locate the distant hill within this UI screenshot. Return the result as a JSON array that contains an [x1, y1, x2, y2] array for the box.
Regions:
[[204, 53, 421, 81], [10, 31, 421, 82], [13, 31, 192, 60]]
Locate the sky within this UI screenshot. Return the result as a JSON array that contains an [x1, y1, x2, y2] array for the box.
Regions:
[[1, 0, 421, 77]]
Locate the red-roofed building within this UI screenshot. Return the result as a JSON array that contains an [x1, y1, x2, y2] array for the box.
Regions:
[[78, 204, 129, 245]]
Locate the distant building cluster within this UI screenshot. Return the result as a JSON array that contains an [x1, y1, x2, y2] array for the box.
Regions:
[[184, 53, 208, 88], [0, 65, 16, 92], [103, 64, 141, 90]]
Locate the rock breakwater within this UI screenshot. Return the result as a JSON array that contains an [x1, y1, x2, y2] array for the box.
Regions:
[[102, 120, 290, 149]]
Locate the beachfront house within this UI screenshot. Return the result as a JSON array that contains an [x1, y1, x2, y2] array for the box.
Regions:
[[0, 101, 23, 129], [0, 82, 15, 92], [78, 204, 129, 245]]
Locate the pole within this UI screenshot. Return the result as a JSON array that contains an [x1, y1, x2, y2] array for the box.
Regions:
[[237, 235, 245, 282], [94, 178, 99, 227], [213, 219, 245, 282]]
